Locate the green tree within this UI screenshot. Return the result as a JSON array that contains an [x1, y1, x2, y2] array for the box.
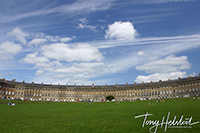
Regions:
[[106, 95, 115, 101]]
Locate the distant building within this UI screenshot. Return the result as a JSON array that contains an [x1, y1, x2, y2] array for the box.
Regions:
[[0, 74, 200, 101]]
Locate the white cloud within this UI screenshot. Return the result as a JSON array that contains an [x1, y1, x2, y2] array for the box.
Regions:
[[98, 19, 106, 22], [55, 62, 105, 74], [8, 28, 29, 44], [22, 52, 51, 67], [137, 51, 144, 56], [0, 41, 22, 60], [67, 75, 94, 84], [135, 71, 187, 83], [74, 62, 105, 74], [31, 32, 75, 43], [105, 21, 138, 41], [50, 73, 94, 84], [77, 24, 96, 31], [135, 55, 190, 73], [35, 69, 44, 75], [100, 26, 105, 29], [44, 35, 60, 42], [134, 55, 191, 83], [78, 18, 88, 23], [28, 38, 47, 46], [1, 0, 116, 23], [93, 34, 200, 49], [60, 37, 72, 42], [55, 66, 83, 74], [41, 43, 104, 62], [4, 27, 199, 85]]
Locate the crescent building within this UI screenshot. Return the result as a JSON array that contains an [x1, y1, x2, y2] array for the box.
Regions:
[[0, 74, 200, 102]]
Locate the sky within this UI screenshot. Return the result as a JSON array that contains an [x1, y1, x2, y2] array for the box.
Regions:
[[0, 0, 200, 85]]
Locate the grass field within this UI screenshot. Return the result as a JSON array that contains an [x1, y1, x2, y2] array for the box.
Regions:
[[0, 98, 200, 133]]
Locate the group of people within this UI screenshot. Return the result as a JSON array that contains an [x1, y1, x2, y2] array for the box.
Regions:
[[8, 102, 15, 106], [155, 99, 165, 102], [191, 97, 200, 100]]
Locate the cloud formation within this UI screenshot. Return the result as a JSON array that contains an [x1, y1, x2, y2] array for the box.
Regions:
[[77, 24, 97, 31], [135, 71, 187, 82], [28, 38, 47, 46], [135, 55, 190, 73], [2, 27, 200, 84], [78, 18, 88, 23], [0, 41, 22, 60], [1, 0, 116, 23], [135, 55, 191, 82], [105, 21, 138, 41], [41, 43, 104, 62], [60, 37, 72, 42], [8, 28, 29, 44], [35, 69, 44, 75]]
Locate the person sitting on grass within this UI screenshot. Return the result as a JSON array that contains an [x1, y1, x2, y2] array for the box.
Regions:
[[12, 103, 15, 106]]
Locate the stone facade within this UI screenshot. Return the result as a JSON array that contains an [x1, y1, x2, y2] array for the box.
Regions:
[[0, 74, 200, 101]]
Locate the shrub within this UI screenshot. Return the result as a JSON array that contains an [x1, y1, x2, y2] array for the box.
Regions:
[[106, 95, 115, 101]]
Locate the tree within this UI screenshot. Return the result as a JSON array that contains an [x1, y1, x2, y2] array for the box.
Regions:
[[106, 95, 115, 101]]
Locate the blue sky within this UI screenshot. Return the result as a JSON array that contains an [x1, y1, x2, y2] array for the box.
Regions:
[[0, 0, 200, 85]]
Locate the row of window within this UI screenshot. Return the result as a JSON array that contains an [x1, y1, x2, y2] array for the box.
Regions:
[[0, 82, 200, 89], [1, 81, 200, 92], [1, 87, 200, 96]]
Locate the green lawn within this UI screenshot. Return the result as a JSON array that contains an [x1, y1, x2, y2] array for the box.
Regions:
[[0, 98, 200, 133]]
